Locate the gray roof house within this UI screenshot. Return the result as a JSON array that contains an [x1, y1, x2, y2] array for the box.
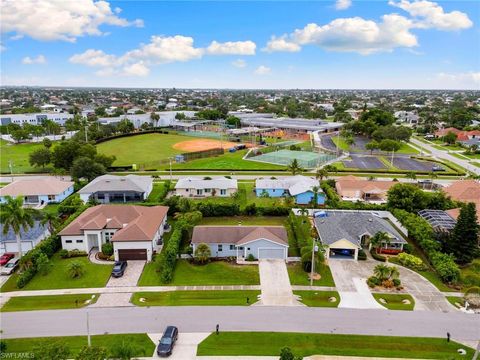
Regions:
[[191, 225, 289, 260], [79, 175, 153, 204], [0, 221, 50, 255], [175, 177, 238, 198], [313, 210, 407, 260]]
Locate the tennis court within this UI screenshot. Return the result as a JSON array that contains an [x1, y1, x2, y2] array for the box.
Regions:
[[248, 149, 336, 168]]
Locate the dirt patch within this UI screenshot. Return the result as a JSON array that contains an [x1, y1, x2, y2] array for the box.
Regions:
[[173, 139, 239, 152]]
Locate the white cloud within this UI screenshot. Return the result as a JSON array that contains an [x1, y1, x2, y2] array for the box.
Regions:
[[292, 14, 417, 54], [206, 40, 256, 55], [389, 0, 473, 31], [232, 59, 247, 68], [254, 65, 271, 75], [122, 62, 150, 77], [0, 43, 6, 52], [335, 0, 352, 10], [22, 55, 47, 64], [437, 72, 480, 87], [0, 0, 144, 42], [263, 36, 301, 53], [69, 49, 118, 67]]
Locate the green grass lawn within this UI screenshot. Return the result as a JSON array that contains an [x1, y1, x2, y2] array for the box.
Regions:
[[131, 290, 260, 306], [2, 334, 155, 357], [396, 143, 420, 154], [287, 262, 335, 287], [0, 139, 47, 173], [196, 332, 473, 359], [138, 259, 260, 286], [372, 293, 415, 311], [331, 137, 350, 151], [1, 294, 99, 312], [172, 149, 285, 171], [293, 290, 340, 307], [1, 254, 113, 292], [446, 296, 465, 308], [97, 133, 189, 166], [460, 258, 480, 288], [198, 216, 286, 226], [146, 182, 166, 202]]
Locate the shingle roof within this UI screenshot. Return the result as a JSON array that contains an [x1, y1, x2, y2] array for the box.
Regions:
[[175, 177, 237, 190], [335, 176, 396, 196], [79, 175, 152, 194], [255, 175, 320, 196], [314, 211, 406, 247], [59, 205, 168, 242], [0, 221, 48, 242], [192, 226, 288, 246], [0, 178, 73, 197]]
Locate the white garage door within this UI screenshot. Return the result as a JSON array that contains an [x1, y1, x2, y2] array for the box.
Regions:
[[258, 248, 285, 259]]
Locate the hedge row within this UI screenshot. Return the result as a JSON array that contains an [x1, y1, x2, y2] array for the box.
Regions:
[[392, 209, 460, 283], [156, 226, 184, 283]]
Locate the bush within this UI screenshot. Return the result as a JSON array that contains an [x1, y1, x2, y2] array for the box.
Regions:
[[246, 254, 256, 261], [160, 226, 184, 283], [16, 267, 36, 288], [67, 261, 85, 279], [101, 243, 113, 256], [382, 279, 394, 288], [402, 243, 413, 254], [197, 202, 240, 217], [393, 278, 401, 287], [464, 286, 480, 295], [396, 253, 427, 271], [244, 203, 257, 216], [430, 251, 460, 283], [36, 253, 51, 276], [194, 243, 211, 264], [256, 205, 290, 216], [370, 248, 386, 262], [358, 249, 367, 260], [367, 276, 380, 288], [59, 249, 69, 259]]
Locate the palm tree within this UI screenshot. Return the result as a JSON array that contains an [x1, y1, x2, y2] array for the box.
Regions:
[[429, 171, 438, 190], [315, 168, 328, 181], [324, 164, 337, 176], [311, 186, 319, 208], [1, 196, 36, 258], [150, 112, 160, 128], [41, 211, 60, 234], [287, 159, 304, 175], [369, 231, 391, 252], [388, 266, 400, 280], [373, 264, 391, 281], [406, 171, 417, 183], [299, 208, 309, 216]]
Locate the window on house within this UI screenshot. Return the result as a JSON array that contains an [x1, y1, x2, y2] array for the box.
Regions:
[[218, 244, 223, 252], [65, 240, 72, 243], [229, 244, 235, 250], [220, 189, 226, 195], [105, 232, 115, 243], [197, 189, 203, 196], [76, 239, 83, 243], [48, 195, 55, 200], [204, 188, 211, 193]]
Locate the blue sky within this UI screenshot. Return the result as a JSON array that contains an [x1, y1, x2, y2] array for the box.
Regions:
[[1, 0, 479, 89]]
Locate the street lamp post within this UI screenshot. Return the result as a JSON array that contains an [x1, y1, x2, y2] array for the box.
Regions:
[[86, 310, 91, 347], [310, 242, 319, 286]]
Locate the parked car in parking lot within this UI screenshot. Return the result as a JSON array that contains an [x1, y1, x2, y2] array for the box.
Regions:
[[1, 258, 19, 275], [0, 253, 15, 266], [157, 326, 178, 357], [111, 261, 127, 277]]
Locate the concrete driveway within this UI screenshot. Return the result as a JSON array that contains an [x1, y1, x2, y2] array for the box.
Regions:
[[106, 260, 145, 287], [257, 259, 302, 306], [329, 258, 453, 312]]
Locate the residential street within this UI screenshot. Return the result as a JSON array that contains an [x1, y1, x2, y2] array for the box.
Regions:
[[411, 138, 480, 175], [1, 306, 479, 342]]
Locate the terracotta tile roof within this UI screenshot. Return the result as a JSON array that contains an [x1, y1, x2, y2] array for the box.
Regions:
[[192, 226, 288, 246], [434, 127, 461, 137], [336, 177, 396, 196], [444, 180, 480, 222], [59, 205, 168, 242], [0, 178, 73, 197]]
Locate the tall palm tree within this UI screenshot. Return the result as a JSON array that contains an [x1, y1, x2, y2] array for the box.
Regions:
[[315, 168, 328, 181], [370, 231, 391, 252], [311, 186, 320, 208], [150, 112, 160, 128], [41, 211, 60, 234], [1, 196, 36, 258], [287, 159, 304, 175]]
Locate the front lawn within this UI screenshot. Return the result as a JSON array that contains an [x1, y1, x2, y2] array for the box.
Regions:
[[2, 334, 155, 357], [446, 296, 465, 308], [131, 290, 260, 306], [293, 290, 340, 307], [1, 294, 98, 312], [287, 262, 335, 287], [372, 293, 415, 311], [197, 332, 472, 359], [198, 216, 286, 226], [1, 254, 113, 292], [138, 259, 260, 286]]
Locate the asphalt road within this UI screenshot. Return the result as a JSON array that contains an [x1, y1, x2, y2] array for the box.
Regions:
[[1, 307, 479, 342]]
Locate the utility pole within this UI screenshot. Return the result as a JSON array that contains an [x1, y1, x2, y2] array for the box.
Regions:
[[85, 125, 88, 143], [8, 160, 13, 182], [169, 157, 173, 181], [86, 310, 91, 347], [310, 241, 318, 286]]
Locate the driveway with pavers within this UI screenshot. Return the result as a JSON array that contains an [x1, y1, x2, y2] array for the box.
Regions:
[[106, 260, 145, 287], [257, 259, 302, 306], [328, 257, 453, 312]]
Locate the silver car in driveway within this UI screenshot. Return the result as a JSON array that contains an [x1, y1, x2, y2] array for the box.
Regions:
[[1, 258, 19, 275]]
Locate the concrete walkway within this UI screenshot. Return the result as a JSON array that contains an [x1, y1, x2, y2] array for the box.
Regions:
[[256, 259, 303, 306]]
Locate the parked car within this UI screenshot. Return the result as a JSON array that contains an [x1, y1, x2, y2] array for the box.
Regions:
[[0, 253, 15, 266], [1, 258, 19, 275], [432, 165, 445, 172], [111, 261, 127, 277], [157, 326, 178, 357]]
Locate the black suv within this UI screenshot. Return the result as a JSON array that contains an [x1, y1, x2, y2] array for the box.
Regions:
[[111, 261, 127, 277], [157, 326, 178, 357]]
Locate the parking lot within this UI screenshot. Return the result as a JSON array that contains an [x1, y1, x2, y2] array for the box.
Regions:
[[392, 157, 438, 171], [343, 155, 386, 169]]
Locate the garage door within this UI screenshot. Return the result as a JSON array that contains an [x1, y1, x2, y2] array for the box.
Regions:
[[330, 248, 355, 259], [258, 248, 285, 259], [118, 249, 147, 261]]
